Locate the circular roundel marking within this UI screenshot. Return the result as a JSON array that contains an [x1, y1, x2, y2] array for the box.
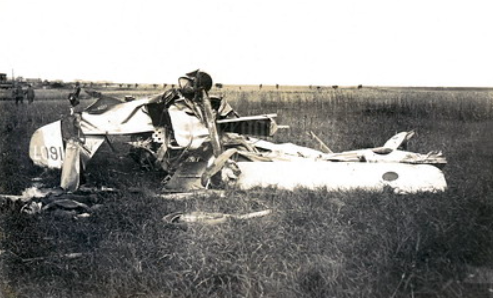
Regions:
[[382, 171, 399, 182]]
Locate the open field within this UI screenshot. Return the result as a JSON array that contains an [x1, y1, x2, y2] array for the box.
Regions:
[[1, 86, 493, 297]]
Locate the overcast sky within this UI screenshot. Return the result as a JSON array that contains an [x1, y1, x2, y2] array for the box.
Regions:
[[1, 0, 492, 86]]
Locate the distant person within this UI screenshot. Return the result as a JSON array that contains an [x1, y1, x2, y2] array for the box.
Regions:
[[25, 85, 35, 104], [13, 84, 24, 105]]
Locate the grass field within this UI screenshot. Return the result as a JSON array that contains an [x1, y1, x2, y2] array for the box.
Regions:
[[1, 86, 493, 297]]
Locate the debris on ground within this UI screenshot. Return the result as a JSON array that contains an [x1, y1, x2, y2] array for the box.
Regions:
[[162, 209, 273, 225], [0, 186, 110, 218], [26, 69, 448, 194]]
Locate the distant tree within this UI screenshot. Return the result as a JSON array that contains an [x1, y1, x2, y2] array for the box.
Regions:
[[358, 84, 363, 89], [309, 85, 312, 89], [259, 84, 262, 90], [119, 83, 123, 88], [215, 83, 223, 89], [276, 84, 279, 90], [171, 84, 175, 88], [332, 85, 338, 89], [135, 83, 138, 89], [163, 83, 167, 89], [105, 82, 110, 88], [153, 84, 158, 89], [316, 86, 322, 91], [127, 84, 132, 88]]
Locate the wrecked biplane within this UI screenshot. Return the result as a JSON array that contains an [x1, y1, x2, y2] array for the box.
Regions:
[[29, 70, 447, 193]]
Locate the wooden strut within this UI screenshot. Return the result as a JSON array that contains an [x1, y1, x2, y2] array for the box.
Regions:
[[309, 131, 333, 153], [201, 90, 223, 157]]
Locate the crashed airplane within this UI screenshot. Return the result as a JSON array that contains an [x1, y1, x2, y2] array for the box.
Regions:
[[29, 70, 447, 194]]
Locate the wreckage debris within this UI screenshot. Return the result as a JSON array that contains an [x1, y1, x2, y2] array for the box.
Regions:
[[21, 252, 86, 263], [26, 69, 448, 194], [157, 190, 226, 200], [162, 209, 273, 225], [0, 186, 110, 218], [20, 201, 42, 214], [18, 199, 94, 218]]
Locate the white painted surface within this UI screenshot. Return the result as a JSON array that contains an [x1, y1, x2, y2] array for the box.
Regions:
[[236, 162, 447, 193], [80, 98, 155, 135], [29, 120, 65, 169], [168, 105, 209, 149]]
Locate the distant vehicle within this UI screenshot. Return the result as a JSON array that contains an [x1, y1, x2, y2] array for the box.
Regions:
[[0, 73, 13, 89]]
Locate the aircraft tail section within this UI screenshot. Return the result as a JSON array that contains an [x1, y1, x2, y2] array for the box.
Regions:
[[29, 121, 65, 169]]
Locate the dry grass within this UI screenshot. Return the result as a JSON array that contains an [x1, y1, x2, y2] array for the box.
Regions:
[[1, 86, 493, 297]]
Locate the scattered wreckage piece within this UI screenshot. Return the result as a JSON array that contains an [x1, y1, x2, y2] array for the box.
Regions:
[[28, 70, 448, 194], [0, 186, 111, 218], [0, 187, 64, 202], [19, 197, 96, 218], [20, 196, 101, 218], [157, 190, 226, 200], [21, 252, 86, 263], [162, 209, 272, 225]]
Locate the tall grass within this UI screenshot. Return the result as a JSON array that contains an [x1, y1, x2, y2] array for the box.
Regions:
[[1, 87, 493, 297]]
